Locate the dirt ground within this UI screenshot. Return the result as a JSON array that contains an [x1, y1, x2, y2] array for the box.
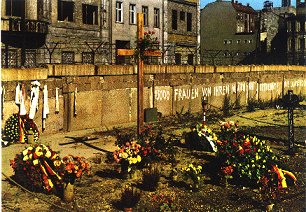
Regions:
[[1, 107, 305, 211]]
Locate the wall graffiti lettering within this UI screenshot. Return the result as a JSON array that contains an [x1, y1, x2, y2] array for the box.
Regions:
[[155, 79, 305, 102]]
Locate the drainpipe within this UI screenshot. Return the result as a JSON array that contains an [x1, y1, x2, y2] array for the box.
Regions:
[[109, 0, 113, 64], [162, 0, 165, 64]]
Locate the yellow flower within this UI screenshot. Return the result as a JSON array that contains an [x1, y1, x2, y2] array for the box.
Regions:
[[33, 159, 39, 165], [45, 151, 51, 158], [121, 152, 128, 159], [48, 179, 54, 188], [35, 146, 43, 157], [137, 155, 141, 162], [22, 149, 29, 156], [23, 155, 29, 161], [53, 160, 61, 167], [29, 154, 33, 160]]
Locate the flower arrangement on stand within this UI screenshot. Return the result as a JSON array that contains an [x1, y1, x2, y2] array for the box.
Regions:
[[135, 31, 159, 59], [10, 144, 64, 193], [121, 185, 141, 211], [181, 163, 203, 191], [61, 155, 91, 202], [4, 113, 39, 144], [113, 141, 142, 177], [142, 165, 160, 191]]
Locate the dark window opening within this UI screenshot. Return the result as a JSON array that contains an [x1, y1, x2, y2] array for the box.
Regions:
[[82, 4, 98, 25], [172, 10, 177, 30], [187, 13, 192, 31], [187, 54, 194, 65], [142, 6, 149, 26], [180, 11, 185, 21], [175, 53, 181, 65], [58, 0, 74, 22], [6, 0, 25, 18]]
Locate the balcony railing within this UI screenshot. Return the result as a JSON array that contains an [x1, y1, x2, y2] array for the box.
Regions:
[[1, 17, 48, 34]]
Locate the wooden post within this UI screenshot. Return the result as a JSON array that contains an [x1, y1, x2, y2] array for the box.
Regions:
[[117, 13, 161, 135], [137, 13, 144, 135]]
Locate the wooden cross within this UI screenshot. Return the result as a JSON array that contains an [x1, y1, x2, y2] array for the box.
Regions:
[[117, 13, 161, 135]]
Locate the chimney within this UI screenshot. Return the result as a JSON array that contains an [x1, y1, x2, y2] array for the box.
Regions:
[[247, 3, 250, 7]]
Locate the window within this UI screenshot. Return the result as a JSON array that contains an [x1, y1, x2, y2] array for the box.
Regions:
[[287, 21, 291, 32], [58, 0, 74, 22], [6, 0, 25, 17], [62, 51, 75, 64], [129, 4, 136, 24], [300, 21, 305, 32], [228, 40, 232, 44], [154, 8, 160, 28], [82, 52, 94, 64], [187, 54, 194, 65], [175, 53, 181, 65], [116, 1, 123, 23], [187, 12, 192, 32], [296, 22, 300, 32], [82, 4, 98, 25], [180, 11, 185, 21], [172, 10, 177, 30], [237, 40, 241, 44], [244, 39, 248, 44], [299, 38, 305, 50], [142, 6, 148, 26], [224, 40, 228, 44]]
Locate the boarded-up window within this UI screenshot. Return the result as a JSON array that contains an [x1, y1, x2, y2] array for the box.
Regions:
[[58, 0, 74, 22], [62, 51, 75, 64]]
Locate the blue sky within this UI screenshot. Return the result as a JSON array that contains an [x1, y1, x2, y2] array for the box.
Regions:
[[200, 0, 296, 10]]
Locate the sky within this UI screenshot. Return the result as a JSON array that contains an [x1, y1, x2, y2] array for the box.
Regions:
[[200, 0, 297, 10]]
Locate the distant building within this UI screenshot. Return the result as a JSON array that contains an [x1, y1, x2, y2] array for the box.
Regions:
[[200, 0, 258, 65], [259, 2, 296, 64], [286, 0, 306, 65], [164, 0, 200, 65]]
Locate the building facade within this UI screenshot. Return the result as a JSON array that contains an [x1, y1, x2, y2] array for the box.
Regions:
[[286, 0, 306, 65], [164, 0, 200, 65], [259, 1, 296, 64], [2, 0, 111, 67], [200, 0, 258, 65], [1, 0, 200, 67]]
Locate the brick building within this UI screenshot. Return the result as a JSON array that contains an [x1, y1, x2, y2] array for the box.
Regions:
[[1, 0, 200, 67], [200, 0, 258, 65], [286, 0, 306, 65], [1, 0, 111, 67]]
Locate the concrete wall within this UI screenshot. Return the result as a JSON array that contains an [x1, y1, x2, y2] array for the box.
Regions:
[[2, 64, 305, 135]]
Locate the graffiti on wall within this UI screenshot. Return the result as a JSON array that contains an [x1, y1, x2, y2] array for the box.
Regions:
[[154, 79, 305, 102]]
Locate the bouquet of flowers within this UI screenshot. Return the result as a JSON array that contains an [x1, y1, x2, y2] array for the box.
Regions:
[[193, 123, 218, 152], [113, 141, 142, 173], [216, 121, 279, 185], [135, 30, 159, 59], [152, 193, 176, 211], [62, 155, 91, 184], [181, 163, 203, 190], [10, 144, 63, 192]]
